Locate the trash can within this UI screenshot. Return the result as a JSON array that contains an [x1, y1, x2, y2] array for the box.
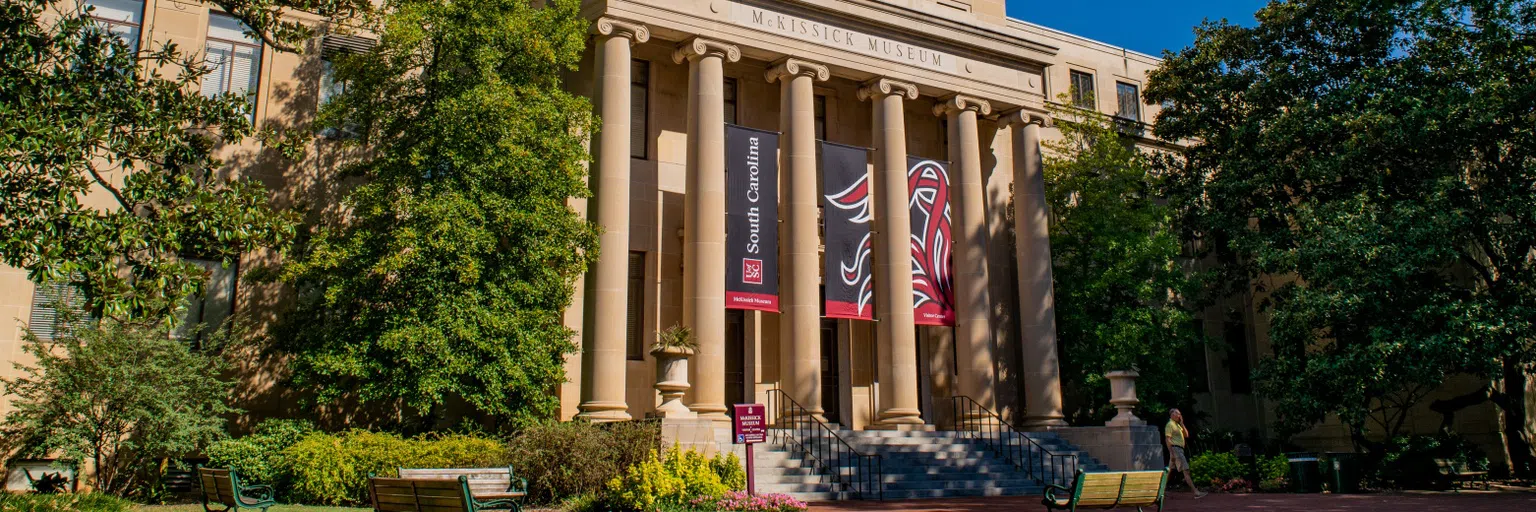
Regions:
[[1324, 453, 1361, 494], [1287, 453, 1322, 493]]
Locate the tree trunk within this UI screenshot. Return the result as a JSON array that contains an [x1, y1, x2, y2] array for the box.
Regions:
[[1497, 358, 1535, 478]]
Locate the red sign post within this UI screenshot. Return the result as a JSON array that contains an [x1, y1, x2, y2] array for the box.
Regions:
[[733, 404, 767, 495]]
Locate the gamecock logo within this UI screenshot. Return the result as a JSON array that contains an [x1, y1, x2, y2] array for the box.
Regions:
[[825, 174, 874, 316], [908, 159, 952, 317]]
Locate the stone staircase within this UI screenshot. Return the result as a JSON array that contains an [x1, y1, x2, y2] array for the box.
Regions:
[[732, 428, 1108, 502]]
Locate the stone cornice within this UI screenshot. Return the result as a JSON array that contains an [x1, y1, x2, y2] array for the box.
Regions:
[[933, 94, 992, 117], [857, 77, 919, 101], [592, 17, 650, 44], [672, 37, 742, 64], [765, 57, 831, 83]]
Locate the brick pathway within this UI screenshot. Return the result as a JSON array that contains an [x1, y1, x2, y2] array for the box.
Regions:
[[810, 490, 1536, 511]]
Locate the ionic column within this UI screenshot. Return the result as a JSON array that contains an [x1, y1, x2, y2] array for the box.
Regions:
[[767, 58, 831, 422], [577, 18, 649, 422], [857, 78, 924, 426], [675, 37, 741, 424], [1005, 110, 1068, 428], [934, 95, 998, 414]]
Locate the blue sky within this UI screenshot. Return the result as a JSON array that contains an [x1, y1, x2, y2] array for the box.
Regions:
[[1006, 1, 1269, 56]]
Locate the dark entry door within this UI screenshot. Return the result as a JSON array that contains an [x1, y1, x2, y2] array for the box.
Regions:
[[726, 310, 746, 417], [820, 319, 841, 424]]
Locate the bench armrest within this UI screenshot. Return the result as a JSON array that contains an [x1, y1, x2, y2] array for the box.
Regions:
[[474, 497, 522, 511], [242, 484, 275, 500], [1043, 484, 1071, 503]]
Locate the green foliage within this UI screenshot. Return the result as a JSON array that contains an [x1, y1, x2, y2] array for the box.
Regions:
[[1146, 0, 1536, 474], [280, 0, 599, 425], [0, 493, 133, 512], [1189, 452, 1245, 486], [1043, 103, 1205, 423], [507, 420, 661, 504], [1375, 434, 1488, 489], [655, 324, 699, 352], [711, 453, 746, 492], [0, 319, 234, 495], [206, 419, 317, 497], [0, 0, 300, 323], [281, 430, 508, 506], [1258, 455, 1289, 482], [605, 446, 731, 511]]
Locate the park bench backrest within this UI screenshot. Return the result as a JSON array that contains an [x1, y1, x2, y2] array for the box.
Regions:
[[198, 468, 238, 507], [370, 477, 472, 512], [1073, 470, 1167, 508], [398, 467, 514, 497]]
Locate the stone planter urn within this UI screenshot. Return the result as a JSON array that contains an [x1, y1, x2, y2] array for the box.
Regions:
[[1105, 370, 1146, 427], [651, 345, 697, 419]]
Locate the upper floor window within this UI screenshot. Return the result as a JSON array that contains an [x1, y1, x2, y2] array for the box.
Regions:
[[174, 259, 239, 344], [27, 282, 89, 341], [814, 95, 827, 141], [724, 77, 739, 125], [1069, 70, 1096, 110], [201, 13, 263, 119], [626, 251, 646, 360], [631, 60, 650, 159], [1116, 82, 1142, 122], [84, 0, 144, 52]]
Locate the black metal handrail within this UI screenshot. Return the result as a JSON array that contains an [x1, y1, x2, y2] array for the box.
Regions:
[[765, 389, 883, 500], [948, 395, 1078, 486]]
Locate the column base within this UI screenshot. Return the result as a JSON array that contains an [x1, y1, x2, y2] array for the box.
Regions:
[[875, 408, 925, 426], [576, 401, 633, 422], [689, 403, 732, 426], [1020, 415, 1070, 431]]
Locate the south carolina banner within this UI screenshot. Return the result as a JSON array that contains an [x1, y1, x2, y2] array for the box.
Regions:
[[725, 124, 781, 311], [908, 157, 955, 326], [821, 141, 874, 320]]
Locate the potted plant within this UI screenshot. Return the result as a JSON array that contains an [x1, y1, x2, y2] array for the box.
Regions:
[[651, 324, 697, 418]]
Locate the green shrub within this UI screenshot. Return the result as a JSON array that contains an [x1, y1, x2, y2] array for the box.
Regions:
[[508, 420, 660, 504], [605, 446, 729, 511], [1258, 454, 1289, 482], [281, 430, 509, 505], [1189, 452, 1245, 485], [0, 492, 133, 512], [1376, 434, 1488, 489], [206, 419, 315, 495], [711, 452, 746, 491]]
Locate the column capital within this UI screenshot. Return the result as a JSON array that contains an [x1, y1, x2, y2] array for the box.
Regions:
[[1002, 108, 1053, 128], [932, 94, 992, 117], [857, 77, 919, 101], [765, 57, 830, 83], [592, 17, 650, 44], [672, 37, 742, 64]]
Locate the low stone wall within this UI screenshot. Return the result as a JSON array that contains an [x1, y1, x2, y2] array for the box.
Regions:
[[1051, 425, 1165, 471]]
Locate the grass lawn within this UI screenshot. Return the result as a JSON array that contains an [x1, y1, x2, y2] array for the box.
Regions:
[[139, 505, 368, 512]]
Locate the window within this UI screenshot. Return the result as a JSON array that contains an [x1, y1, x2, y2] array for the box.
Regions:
[[626, 252, 646, 360], [1069, 70, 1096, 109], [631, 60, 649, 159], [174, 259, 239, 343], [814, 95, 827, 141], [1185, 320, 1211, 393], [27, 282, 89, 341], [84, 0, 144, 52], [317, 35, 373, 138], [1116, 82, 1142, 122], [1224, 321, 1252, 394], [202, 13, 263, 119], [723, 77, 739, 125]]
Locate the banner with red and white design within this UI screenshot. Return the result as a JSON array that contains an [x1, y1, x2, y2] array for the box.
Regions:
[[821, 141, 874, 320], [908, 157, 955, 326], [725, 124, 780, 312]]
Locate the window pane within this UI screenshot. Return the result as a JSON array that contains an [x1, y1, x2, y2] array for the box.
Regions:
[[626, 252, 646, 360], [207, 13, 258, 44], [201, 42, 233, 98], [1070, 70, 1095, 109], [28, 282, 87, 341], [1117, 82, 1141, 121], [175, 259, 239, 343], [630, 60, 649, 159], [1225, 321, 1252, 394], [723, 78, 738, 125], [87, 0, 142, 24]]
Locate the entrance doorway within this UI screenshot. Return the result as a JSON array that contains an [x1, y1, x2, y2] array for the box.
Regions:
[[820, 319, 841, 425], [725, 309, 745, 417]]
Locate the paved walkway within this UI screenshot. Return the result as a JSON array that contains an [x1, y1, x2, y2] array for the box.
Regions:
[[810, 490, 1536, 511]]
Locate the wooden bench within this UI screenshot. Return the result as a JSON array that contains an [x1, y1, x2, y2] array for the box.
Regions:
[[1043, 469, 1168, 512], [370, 477, 521, 512], [398, 466, 526, 508], [197, 468, 276, 512], [1435, 458, 1490, 491]]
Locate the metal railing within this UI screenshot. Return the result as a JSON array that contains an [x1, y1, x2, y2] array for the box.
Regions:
[[765, 389, 883, 500], [948, 395, 1078, 486]]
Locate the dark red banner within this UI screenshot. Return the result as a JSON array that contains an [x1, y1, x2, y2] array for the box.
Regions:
[[822, 141, 874, 320], [726, 125, 780, 312], [908, 157, 954, 326]]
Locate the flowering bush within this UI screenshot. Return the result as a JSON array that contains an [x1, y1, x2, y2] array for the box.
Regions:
[[605, 445, 729, 510], [1189, 452, 1245, 485], [690, 491, 808, 512], [1210, 477, 1252, 493]]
